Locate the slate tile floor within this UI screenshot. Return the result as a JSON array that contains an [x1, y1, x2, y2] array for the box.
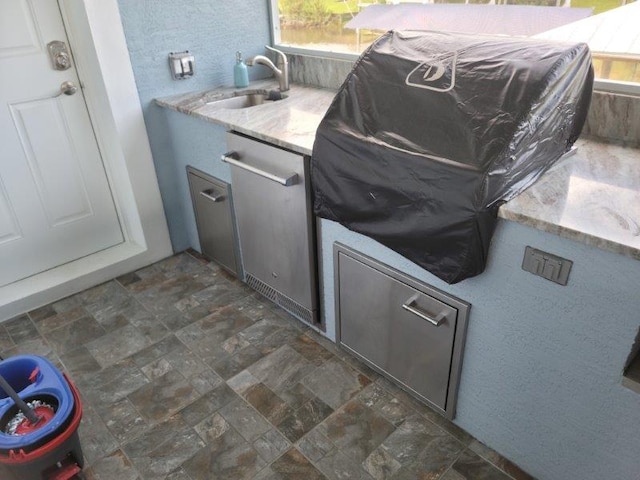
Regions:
[[0, 251, 533, 480]]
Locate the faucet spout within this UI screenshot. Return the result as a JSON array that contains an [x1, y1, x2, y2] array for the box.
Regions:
[[246, 46, 289, 92]]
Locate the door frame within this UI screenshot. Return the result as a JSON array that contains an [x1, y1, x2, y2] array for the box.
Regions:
[[0, 0, 172, 320]]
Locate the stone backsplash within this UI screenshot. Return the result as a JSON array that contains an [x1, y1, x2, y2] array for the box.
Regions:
[[289, 53, 640, 147]]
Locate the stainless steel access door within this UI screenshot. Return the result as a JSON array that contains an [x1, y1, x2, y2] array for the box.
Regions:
[[187, 167, 240, 276], [336, 244, 470, 417], [225, 132, 317, 320]]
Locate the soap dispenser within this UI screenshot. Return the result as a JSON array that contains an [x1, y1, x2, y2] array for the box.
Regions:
[[234, 51, 249, 88]]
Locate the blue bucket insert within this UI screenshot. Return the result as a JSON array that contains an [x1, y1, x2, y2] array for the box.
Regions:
[[0, 355, 74, 451]]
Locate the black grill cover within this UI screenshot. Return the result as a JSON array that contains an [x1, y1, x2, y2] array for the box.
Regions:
[[312, 31, 593, 283]]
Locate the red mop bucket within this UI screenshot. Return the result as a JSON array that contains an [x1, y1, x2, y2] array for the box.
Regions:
[[0, 356, 84, 480]]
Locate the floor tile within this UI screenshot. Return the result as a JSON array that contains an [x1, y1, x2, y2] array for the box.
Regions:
[[194, 412, 230, 443], [317, 399, 395, 463], [378, 413, 464, 478], [86, 324, 153, 367], [51, 293, 83, 314], [253, 428, 291, 463], [79, 406, 119, 466], [4, 314, 39, 344], [123, 415, 205, 478], [175, 382, 237, 426], [81, 282, 132, 316], [99, 397, 149, 444], [1, 336, 53, 358], [301, 358, 371, 409], [182, 427, 265, 480], [0, 327, 14, 351], [289, 333, 335, 365], [315, 449, 374, 480], [129, 334, 183, 367], [357, 383, 413, 426], [28, 304, 57, 322], [34, 306, 88, 333], [239, 317, 290, 346], [84, 449, 140, 480], [277, 382, 317, 410], [442, 449, 514, 480], [211, 344, 264, 380], [270, 447, 326, 479], [277, 396, 333, 443], [244, 382, 295, 425], [127, 370, 200, 423], [0, 252, 529, 480], [362, 445, 402, 479], [228, 370, 261, 395], [44, 315, 107, 354], [81, 358, 149, 407], [219, 396, 272, 443], [164, 467, 193, 480], [375, 376, 473, 445], [248, 345, 316, 393], [468, 440, 535, 480], [296, 428, 334, 462], [157, 307, 197, 331], [115, 271, 142, 288]]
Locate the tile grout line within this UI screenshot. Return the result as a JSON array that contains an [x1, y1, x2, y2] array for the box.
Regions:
[[436, 448, 466, 480]]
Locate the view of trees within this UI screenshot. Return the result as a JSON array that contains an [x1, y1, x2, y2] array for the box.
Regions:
[[278, 0, 629, 27], [277, 0, 639, 84]]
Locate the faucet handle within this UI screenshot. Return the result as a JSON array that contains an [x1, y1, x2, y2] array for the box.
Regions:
[[265, 45, 287, 68]]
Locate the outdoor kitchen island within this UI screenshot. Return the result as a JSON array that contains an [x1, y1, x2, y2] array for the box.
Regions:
[[156, 81, 640, 480]]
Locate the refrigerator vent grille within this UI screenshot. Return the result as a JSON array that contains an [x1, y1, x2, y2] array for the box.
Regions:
[[246, 273, 313, 324]]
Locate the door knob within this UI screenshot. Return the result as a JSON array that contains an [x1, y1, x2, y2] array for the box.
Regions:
[[59, 81, 77, 96]]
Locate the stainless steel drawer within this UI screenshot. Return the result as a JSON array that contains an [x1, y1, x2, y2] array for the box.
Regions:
[[335, 244, 470, 419], [187, 167, 240, 276]]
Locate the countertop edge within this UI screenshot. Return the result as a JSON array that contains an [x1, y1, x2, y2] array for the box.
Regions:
[[498, 208, 640, 261]]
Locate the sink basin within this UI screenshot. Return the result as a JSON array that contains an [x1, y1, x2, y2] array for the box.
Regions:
[[207, 91, 287, 109]]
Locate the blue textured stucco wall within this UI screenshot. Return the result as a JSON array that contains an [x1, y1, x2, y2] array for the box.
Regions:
[[117, 0, 271, 251], [320, 217, 640, 480]]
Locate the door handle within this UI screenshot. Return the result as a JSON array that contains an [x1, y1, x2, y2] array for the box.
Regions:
[[58, 81, 77, 96], [221, 151, 298, 187], [402, 295, 447, 326], [199, 189, 224, 203]]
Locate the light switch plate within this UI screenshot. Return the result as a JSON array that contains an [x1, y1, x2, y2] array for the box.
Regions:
[[522, 246, 572, 285], [168, 51, 194, 80]]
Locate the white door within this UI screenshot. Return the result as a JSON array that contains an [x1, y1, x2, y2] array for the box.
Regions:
[[0, 0, 123, 287]]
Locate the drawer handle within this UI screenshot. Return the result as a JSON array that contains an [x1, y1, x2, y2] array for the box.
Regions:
[[402, 296, 447, 327], [221, 151, 298, 187], [199, 189, 224, 203]]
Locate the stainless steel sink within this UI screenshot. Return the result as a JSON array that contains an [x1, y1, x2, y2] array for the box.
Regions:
[[206, 91, 287, 109]]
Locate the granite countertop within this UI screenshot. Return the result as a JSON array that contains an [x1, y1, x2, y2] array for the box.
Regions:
[[156, 80, 333, 155], [156, 81, 640, 261]]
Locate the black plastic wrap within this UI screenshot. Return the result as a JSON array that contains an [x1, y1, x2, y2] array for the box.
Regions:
[[311, 31, 593, 283]]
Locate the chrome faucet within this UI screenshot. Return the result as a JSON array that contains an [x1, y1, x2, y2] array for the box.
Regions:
[[246, 46, 289, 92]]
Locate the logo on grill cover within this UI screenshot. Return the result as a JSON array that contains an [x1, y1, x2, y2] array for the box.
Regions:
[[405, 52, 457, 92]]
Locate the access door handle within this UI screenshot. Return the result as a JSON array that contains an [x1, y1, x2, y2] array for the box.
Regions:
[[199, 189, 224, 203], [402, 295, 447, 327], [221, 151, 297, 187]]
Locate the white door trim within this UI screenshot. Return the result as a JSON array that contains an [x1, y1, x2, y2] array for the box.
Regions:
[[0, 0, 172, 320]]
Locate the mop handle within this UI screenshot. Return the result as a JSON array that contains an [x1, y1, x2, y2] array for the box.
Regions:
[[0, 374, 41, 425]]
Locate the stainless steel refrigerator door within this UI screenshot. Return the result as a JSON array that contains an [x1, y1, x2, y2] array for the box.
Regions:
[[226, 132, 317, 316]]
